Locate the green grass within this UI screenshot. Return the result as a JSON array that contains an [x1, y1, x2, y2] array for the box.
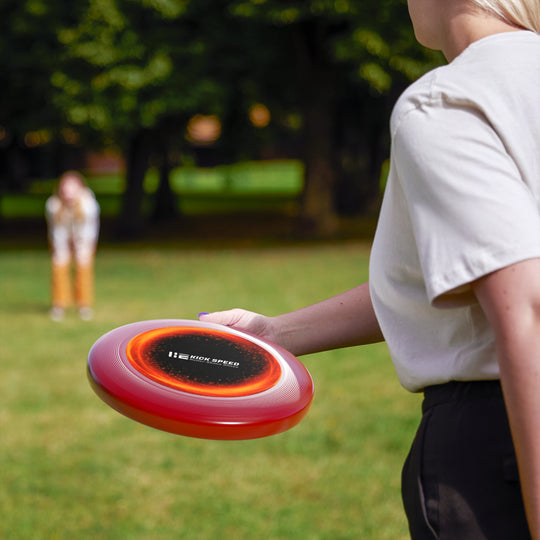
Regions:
[[0, 241, 421, 539]]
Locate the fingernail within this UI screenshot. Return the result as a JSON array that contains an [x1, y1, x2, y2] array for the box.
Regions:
[[198, 312, 209, 318]]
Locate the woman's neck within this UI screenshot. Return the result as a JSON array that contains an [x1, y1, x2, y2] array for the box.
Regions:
[[442, 8, 523, 61]]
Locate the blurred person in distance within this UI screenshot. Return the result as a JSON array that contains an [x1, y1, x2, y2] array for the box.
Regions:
[[45, 170, 100, 321]]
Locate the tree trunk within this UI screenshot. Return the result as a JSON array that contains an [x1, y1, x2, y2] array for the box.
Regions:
[[334, 93, 391, 216], [294, 20, 339, 237], [300, 98, 337, 236], [152, 142, 178, 222], [117, 128, 151, 239]]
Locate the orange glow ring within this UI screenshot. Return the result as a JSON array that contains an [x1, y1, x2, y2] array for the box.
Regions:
[[126, 327, 281, 397]]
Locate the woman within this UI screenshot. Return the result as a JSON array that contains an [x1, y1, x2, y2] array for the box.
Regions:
[[46, 171, 100, 321], [200, 1, 540, 538]]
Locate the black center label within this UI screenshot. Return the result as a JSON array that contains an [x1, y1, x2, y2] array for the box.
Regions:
[[126, 327, 282, 397]]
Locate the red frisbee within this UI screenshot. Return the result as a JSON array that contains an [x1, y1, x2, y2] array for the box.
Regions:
[[87, 319, 314, 440]]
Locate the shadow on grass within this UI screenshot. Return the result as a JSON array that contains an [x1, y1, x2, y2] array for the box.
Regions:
[[0, 213, 378, 252], [0, 301, 50, 316]]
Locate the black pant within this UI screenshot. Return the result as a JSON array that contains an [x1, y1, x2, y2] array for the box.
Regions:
[[401, 381, 531, 539]]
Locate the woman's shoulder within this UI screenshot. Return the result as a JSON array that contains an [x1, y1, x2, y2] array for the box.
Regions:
[[45, 194, 62, 215], [390, 68, 442, 135], [391, 32, 540, 136], [78, 188, 100, 215]]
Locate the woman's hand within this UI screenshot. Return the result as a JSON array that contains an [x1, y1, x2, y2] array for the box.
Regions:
[[199, 309, 279, 343]]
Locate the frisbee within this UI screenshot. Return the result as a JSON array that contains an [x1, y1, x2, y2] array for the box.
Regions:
[[87, 319, 314, 440]]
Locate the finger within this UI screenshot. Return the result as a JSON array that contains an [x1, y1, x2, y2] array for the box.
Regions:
[[198, 309, 242, 327]]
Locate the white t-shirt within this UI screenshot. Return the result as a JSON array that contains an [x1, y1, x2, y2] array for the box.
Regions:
[[46, 188, 100, 265], [369, 31, 540, 392]]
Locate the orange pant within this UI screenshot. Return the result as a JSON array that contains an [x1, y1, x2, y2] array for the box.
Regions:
[[51, 260, 94, 309]]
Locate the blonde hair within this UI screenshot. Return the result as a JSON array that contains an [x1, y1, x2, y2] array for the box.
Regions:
[[469, 0, 540, 32]]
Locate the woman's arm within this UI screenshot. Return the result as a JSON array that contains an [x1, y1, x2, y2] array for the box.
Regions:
[[200, 281, 384, 356], [473, 257, 540, 539]]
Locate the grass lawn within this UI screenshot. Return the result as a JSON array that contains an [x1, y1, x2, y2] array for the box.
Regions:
[[0, 240, 421, 539]]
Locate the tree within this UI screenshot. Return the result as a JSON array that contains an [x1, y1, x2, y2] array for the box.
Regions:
[[0, 0, 78, 192], [48, 0, 197, 234], [52, 0, 278, 236], [0, 0, 443, 236], [227, 0, 444, 235]]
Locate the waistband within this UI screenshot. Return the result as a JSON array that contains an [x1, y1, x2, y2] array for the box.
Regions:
[[422, 380, 502, 414]]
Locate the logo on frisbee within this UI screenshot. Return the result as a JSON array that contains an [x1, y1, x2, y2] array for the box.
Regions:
[[168, 350, 240, 368]]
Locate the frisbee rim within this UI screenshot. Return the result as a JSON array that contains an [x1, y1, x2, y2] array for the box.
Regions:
[[87, 319, 314, 440]]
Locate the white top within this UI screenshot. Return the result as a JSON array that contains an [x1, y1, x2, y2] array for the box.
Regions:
[[46, 188, 100, 265], [369, 31, 540, 392]]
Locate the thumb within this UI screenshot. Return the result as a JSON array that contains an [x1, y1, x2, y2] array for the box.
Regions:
[[198, 309, 271, 339], [198, 309, 247, 328]]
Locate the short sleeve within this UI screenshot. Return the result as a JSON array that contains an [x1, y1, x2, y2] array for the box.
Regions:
[[79, 189, 100, 219], [393, 102, 540, 305], [45, 196, 60, 221]]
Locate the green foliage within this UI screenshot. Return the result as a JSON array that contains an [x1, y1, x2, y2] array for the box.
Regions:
[[0, 243, 421, 539], [0, 0, 71, 132], [0, 0, 444, 227], [0, 0, 442, 143], [51, 0, 223, 138], [229, 0, 442, 93]]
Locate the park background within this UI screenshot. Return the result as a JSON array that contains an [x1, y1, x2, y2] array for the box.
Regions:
[[0, 1, 443, 538]]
